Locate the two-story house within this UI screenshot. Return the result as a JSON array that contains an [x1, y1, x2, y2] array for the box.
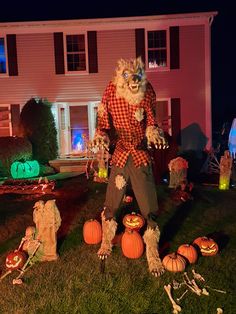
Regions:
[[0, 11, 217, 160]]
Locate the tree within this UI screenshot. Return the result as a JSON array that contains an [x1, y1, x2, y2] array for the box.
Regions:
[[19, 98, 58, 164]]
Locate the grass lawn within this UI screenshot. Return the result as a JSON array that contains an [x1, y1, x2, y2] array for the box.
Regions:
[[0, 175, 235, 314]]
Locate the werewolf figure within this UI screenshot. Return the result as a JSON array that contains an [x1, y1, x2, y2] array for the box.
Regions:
[[95, 57, 167, 276]]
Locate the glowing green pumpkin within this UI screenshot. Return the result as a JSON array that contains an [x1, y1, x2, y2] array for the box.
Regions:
[[10, 160, 40, 179]]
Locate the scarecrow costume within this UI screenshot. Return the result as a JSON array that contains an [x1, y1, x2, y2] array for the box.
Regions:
[[95, 57, 167, 276]]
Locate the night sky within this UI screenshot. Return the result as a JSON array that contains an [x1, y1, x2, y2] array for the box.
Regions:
[[0, 0, 235, 135]]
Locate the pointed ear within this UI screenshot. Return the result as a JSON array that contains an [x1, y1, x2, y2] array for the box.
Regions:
[[136, 56, 144, 68], [118, 58, 128, 69]]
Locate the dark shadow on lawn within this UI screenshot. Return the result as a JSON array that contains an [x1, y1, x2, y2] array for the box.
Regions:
[[159, 200, 194, 258], [207, 231, 230, 253]]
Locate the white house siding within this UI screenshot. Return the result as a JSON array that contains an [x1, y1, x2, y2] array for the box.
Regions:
[[147, 25, 208, 151], [0, 19, 211, 151], [0, 30, 135, 106]]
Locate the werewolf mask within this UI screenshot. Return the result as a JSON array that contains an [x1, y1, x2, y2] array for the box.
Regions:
[[113, 57, 147, 104]]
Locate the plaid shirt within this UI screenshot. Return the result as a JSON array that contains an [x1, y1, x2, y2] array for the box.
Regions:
[[97, 81, 156, 168]]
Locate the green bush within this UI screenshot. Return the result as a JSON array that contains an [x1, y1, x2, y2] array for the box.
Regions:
[[19, 98, 58, 164], [0, 136, 32, 176]]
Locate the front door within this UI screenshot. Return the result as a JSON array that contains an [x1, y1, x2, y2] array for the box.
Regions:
[[56, 102, 99, 157]]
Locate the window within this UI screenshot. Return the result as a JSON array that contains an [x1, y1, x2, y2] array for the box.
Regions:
[[146, 30, 169, 70], [65, 34, 87, 73], [0, 37, 7, 74]]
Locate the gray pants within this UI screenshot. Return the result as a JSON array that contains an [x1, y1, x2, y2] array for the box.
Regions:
[[104, 156, 159, 228]]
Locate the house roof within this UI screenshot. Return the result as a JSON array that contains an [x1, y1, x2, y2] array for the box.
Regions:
[[0, 0, 222, 23], [0, 11, 218, 34]]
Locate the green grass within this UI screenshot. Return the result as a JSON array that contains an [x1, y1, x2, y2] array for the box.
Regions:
[[0, 177, 236, 314]]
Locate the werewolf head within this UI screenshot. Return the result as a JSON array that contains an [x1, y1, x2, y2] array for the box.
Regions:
[[113, 57, 147, 104]]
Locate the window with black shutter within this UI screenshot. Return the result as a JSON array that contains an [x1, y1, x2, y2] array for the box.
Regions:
[[54, 31, 98, 74], [136, 27, 180, 71], [7, 34, 18, 76], [0, 34, 18, 76], [170, 26, 180, 69]]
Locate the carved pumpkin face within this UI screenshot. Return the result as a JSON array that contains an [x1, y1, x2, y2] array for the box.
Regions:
[[5, 251, 27, 270], [193, 236, 219, 256], [123, 213, 145, 231]]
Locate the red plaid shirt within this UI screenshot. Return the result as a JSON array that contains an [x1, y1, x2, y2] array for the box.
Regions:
[[97, 81, 156, 168]]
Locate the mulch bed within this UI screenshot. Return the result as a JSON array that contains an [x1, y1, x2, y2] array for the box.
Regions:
[[0, 175, 89, 245], [0, 179, 56, 195]]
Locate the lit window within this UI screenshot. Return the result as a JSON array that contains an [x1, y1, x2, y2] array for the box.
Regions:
[[66, 34, 86, 72], [147, 30, 168, 69], [0, 37, 7, 74]]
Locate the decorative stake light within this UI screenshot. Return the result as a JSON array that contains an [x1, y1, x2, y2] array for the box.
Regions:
[[219, 150, 232, 190]]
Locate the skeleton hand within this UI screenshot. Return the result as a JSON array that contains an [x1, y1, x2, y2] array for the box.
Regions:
[[146, 126, 169, 149], [88, 133, 110, 152]]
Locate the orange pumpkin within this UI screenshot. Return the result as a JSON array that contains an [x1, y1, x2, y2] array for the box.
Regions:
[[177, 244, 198, 264], [193, 236, 219, 256], [122, 212, 145, 231], [5, 251, 28, 270], [162, 252, 186, 272], [83, 219, 102, 244], [121, 229, 144, 259]]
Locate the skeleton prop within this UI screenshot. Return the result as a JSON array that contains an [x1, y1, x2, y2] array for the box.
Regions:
[[0, 234, 41, 284], [164, 284, 182, 314]]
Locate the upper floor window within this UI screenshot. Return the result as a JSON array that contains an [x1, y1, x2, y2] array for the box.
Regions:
[[65, 34, 87, 73], [146, 30, 169, 70], [0, 37, 7, 75]]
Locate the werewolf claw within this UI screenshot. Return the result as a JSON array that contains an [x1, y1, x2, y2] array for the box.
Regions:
[[151, 266, 165, 277]]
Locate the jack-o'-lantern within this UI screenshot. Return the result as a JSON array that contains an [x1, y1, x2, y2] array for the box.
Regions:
[[177, 244, 198, 264], [83, 219, 102, 244], [193, 236, 219, 256], [122, 212, 145, 231], [121, 229, 144, 259], [162, 252, 186, 272], [5, 251, 28, 270]]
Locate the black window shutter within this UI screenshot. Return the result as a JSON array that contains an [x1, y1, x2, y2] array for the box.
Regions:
[[171, 98, 181, 145], [87, 31, 98, 73], [10, 104, 20, 136], [135, 28, 145, 63], [53, 32, 65, 74], [6, 34, 18, 76], [169, 26, 180, 69]]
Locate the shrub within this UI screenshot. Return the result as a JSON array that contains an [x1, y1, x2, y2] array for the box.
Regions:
[[19, 98, 58, 164], [0, 137, 32, 176]]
